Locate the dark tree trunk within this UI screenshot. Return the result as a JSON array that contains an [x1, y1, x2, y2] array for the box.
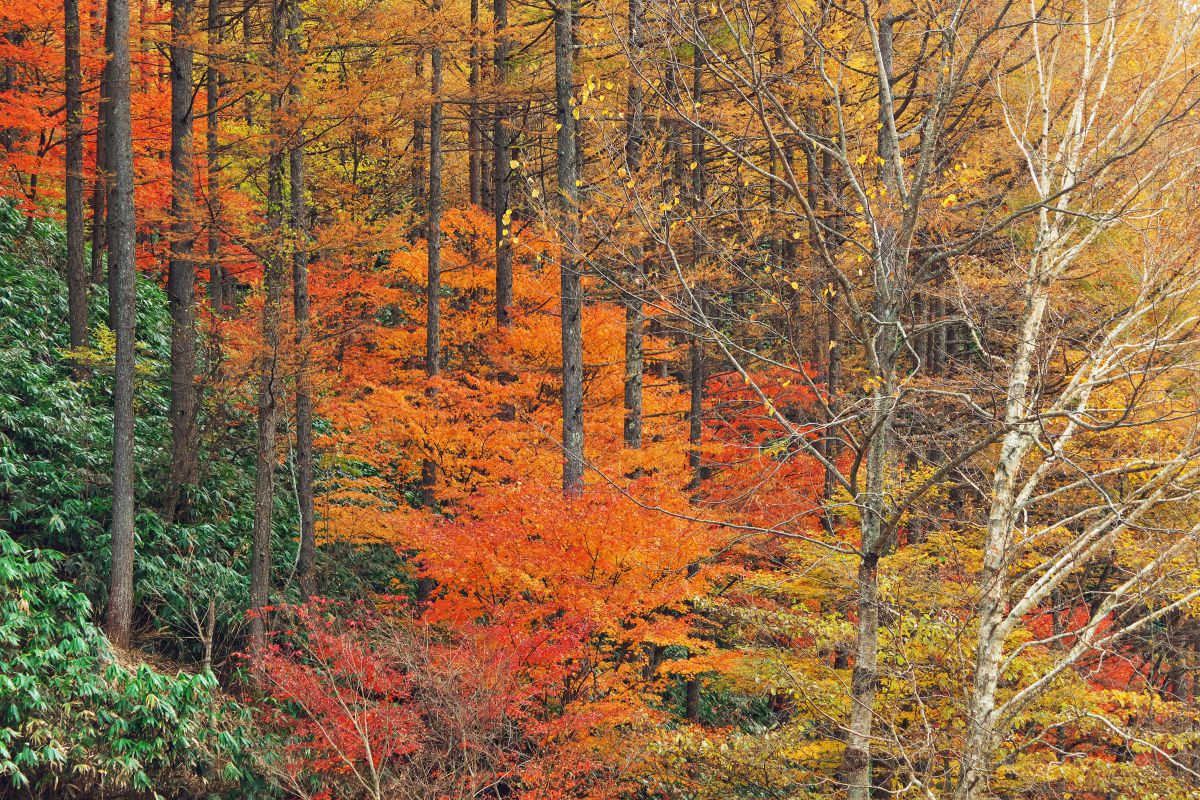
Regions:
[[421, 0, 444, 507], [555, 0, 583, 494], [411, 50, 426, 221], [467, 0, 481, 206], [89, 57, 107, 286], [104, 0, 138, 649], [165, 0, 199, 522], [65, 0, 88, 370], [290, 7, 316, 598], [249, 0, 287, 653], [206, 0, 224, 314], [492, 0, 512, 327]]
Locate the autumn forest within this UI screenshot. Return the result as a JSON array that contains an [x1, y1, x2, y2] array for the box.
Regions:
[[1, 0, 1200, 795]]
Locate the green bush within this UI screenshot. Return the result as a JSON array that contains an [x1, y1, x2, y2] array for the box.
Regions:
[[0, 528, 260, 798]]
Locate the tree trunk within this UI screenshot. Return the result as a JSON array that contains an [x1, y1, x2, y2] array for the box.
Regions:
[[839, 18, 901, 799], [467, 0, 481, 206], [248, 0, 287, 653], [64, 0, 88, 370], [165, 0, 198, 522], [290, 6, 316, 599], [421, 0, 443, 507], [89, 2, 108, 286], [621, 0, 644, 451], [104, 0, 138, 649], [411, 49, 426, 221], [492, 0, 512, 327], [955, 282, 1052, 800], [556, 0, 583, 494], [206, 0, 223, 314]]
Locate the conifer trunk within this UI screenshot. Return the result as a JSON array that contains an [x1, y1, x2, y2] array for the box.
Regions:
[[556, 0, 583, 494], [422, 0, 444, 506], [290, 6, 316, 598], [165, 0, 198, 521], [493, 0, 512, 327], [622, 0, 644, 450], [104, 0, 139, 649], [206, 0, 223, 314], [249, 0, 287, 652], [64, 0, 88, 366]]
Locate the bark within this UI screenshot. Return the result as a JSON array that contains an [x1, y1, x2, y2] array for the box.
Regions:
[[467, 0, 481, 206], [165, 0, 199, 522], [954, 282, 1052, 800], [622, 0, 644, 450], [492, 0, 512, 327], [248, 0, 287, 653], [89, 49, 107, 287], [839, 17, 901, 799], [104, 0, 138, 649], [556, 0, 583, 494], [64, 0, 88, 369], [290, 7, 316, 599], [206, 0, 223, 314], [411, 50, 426, 220], [686, 14, 704, 484], [421, 0, 444, 507]]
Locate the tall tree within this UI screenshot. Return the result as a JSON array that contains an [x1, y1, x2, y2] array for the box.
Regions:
[[492, 0, 512, 327], [104, 0, 138, 648], [555, 0, 582, 493], [64, 0, 88, 368], [165, 0, 199, 521], [88, 5, 108, 285], [206, 0, 224, 314], [467, 0, 481, 206], [421, 0, 444, 506], [621, 0, 644, 450], [248, 0, 288, 652], [290, 4, 316, 597]]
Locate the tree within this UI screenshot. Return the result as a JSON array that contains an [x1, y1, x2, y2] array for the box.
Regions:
[[290, 2, 316, 599], [492, 0, 513, 328], [63, 0, 87, 370], [248, 0, 289, 652], [421, 0, 444, 507], [165, 0, 199, 521], [555, 0, 582, 494], [104, 0, 138, 649]]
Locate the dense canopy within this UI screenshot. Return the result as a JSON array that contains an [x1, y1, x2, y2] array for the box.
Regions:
[[2, 0, 1200, 795]]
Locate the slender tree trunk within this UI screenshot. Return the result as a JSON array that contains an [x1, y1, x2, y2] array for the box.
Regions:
[[840, 18, 901, 799], [955, 281, 1053, 800], [65, 0, 88, 369], [89, 2, 109, 285], [104, 0, 138, 649], [411, 48, 426, 221], [421, 0, 443, 507], [165, 0, 198, 522], [493, 0, 512, 327], [290, 6, 316, 599], [686, 16, 705, 485], [555, 0, 583, 494], [467, 0, 481, 206], [622, 0, 644, 450], [248, 0, 287, 652], [206, 0, 223, 314]]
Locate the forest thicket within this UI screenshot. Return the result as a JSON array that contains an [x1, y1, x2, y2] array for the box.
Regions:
[[2, 0, 1200, 795]]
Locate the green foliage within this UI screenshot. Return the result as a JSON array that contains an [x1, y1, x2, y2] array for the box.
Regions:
[[0, 528, 261, 798], [0, 201, 297, 667]]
